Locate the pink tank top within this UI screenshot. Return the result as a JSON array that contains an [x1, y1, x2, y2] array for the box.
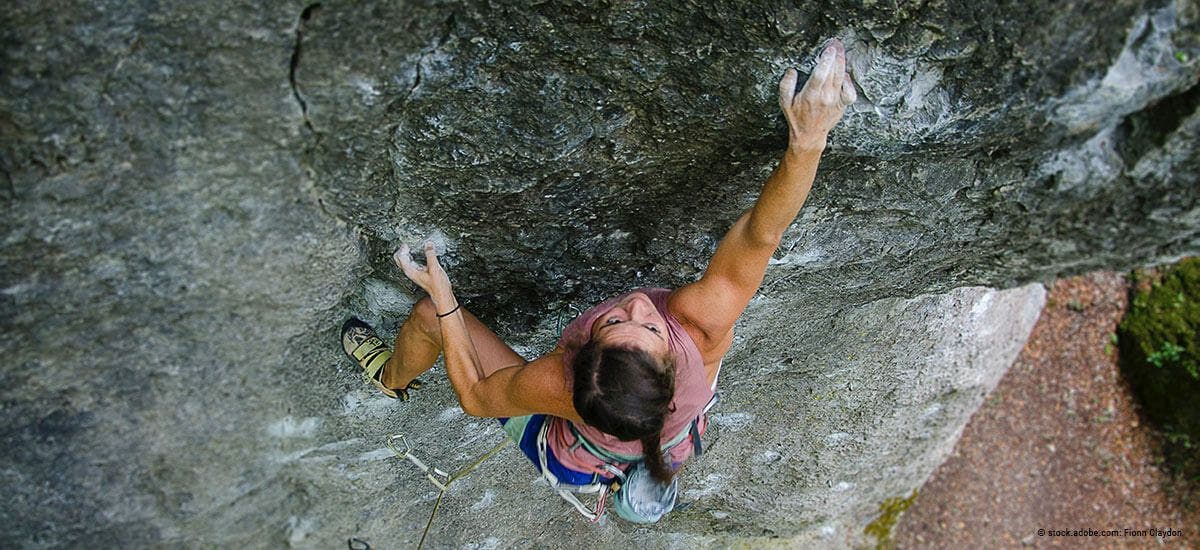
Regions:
[[546, 287, 714, 475]]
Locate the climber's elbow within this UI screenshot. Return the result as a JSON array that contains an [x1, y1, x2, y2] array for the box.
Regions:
[[458, 390, 486, 417]]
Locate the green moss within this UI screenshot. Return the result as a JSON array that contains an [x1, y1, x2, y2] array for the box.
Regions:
[[1118, 257, 1200, 479], [862, 490, 918, 549]]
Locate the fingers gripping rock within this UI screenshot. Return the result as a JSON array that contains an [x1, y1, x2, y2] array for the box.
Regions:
[[423, 240, 439, 266], [808, 48, 833, 90], [779, 68, 799, 111], [778, 37, 855, 145], [394, 244, 414, 271], [394, 239, 454, 298], [841, 78, 858, 106], [827, 40, 846, 90]]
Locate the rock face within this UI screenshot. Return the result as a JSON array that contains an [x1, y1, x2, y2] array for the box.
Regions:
[[0, 0, 1195, 547]]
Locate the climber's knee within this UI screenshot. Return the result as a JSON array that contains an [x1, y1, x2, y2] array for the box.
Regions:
[[410, 296, 441, 340]]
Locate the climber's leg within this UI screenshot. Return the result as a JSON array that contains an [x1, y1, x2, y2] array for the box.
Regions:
[[380, 296, 527, 390]]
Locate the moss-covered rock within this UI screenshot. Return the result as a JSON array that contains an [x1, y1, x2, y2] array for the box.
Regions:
[[863, 491, 918, 550], [1118, 257, 1200, 478]]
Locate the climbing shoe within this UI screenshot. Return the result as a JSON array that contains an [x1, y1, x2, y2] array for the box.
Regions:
[[340, 317, 422, 400]]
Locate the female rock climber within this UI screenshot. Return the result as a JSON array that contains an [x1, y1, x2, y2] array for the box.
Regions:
[[341, 39, 855, 521]]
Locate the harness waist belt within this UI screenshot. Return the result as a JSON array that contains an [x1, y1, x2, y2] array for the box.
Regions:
[[567, 394, 718, 466]]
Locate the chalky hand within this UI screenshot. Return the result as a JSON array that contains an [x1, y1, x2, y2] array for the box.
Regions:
[[778, 39, 856, 151]]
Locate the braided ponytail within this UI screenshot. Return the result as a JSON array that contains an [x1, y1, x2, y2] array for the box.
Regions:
[[639, 430, 673, 484], [572, 341, 676, 483]]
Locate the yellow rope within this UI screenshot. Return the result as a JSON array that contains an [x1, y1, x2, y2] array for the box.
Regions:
[[388, 435, 511, 550]]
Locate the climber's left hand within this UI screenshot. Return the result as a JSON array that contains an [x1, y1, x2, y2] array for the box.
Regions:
[[394, 241, 454, 305]]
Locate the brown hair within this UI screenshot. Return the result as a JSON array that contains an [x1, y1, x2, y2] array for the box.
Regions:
[[571, 339, 676, 484]]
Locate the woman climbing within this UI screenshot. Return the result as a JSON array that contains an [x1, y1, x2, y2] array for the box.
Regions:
[[341, 39, 856, 521]]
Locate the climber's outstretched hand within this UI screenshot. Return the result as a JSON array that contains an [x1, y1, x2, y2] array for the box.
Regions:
[[394, 241, 453, 300], [778, 38, 856, 151]]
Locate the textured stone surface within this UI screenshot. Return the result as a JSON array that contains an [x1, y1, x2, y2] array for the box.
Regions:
[[0, 3, 364, 546], [0, 0, 1196, 547], [266, 283, 1044, 549], [301, 0, 1199, 325]]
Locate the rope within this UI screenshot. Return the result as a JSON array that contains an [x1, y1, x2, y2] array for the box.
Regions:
[[387, 434, 510, 550]]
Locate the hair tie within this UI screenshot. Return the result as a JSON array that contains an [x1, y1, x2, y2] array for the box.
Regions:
[[436, 304, 461, 318]]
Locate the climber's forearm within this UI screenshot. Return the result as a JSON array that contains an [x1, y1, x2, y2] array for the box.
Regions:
[[746, 143, 825, 243], [430, 289, 487, 410]]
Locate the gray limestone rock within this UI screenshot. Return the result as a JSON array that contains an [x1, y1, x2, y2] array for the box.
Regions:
[[0, 0, 1195, 547]]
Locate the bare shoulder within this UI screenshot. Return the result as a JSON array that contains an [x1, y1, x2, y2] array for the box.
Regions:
[[667, 285, 736, 363]]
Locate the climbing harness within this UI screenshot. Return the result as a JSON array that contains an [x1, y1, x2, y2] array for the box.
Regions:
[[536, 392, 721, 523], [383, 392, 718, 539], [384, 363, 722, 539], [386, 433, 510, 549], [535, 417, 626, 521]]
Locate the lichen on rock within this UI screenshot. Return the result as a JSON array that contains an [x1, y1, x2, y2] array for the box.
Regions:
[[863, 490, 918, 549]]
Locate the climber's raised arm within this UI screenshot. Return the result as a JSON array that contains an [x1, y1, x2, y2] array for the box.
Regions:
[[671, 39, 855, 354], [337, 39, 859, 520]]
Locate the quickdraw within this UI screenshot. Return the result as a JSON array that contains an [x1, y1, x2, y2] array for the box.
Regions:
[[386, 433, 510, 549]]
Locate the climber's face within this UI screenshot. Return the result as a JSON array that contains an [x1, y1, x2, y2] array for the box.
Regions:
[[589, 292, 671, 359]]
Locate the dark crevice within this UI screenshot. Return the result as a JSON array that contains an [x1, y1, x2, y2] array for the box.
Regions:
[[289, 3, 321, 133], [289, 3, 339, 223], [0, 164, 13, 202], [408, 65, 423, 99], [1116, 80, 1200, 167], [404, 12, 456, 102], [437, 12, 456, 48]]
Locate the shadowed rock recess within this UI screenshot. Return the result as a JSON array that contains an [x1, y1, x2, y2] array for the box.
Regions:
[[1, 0, 1196, 547]]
